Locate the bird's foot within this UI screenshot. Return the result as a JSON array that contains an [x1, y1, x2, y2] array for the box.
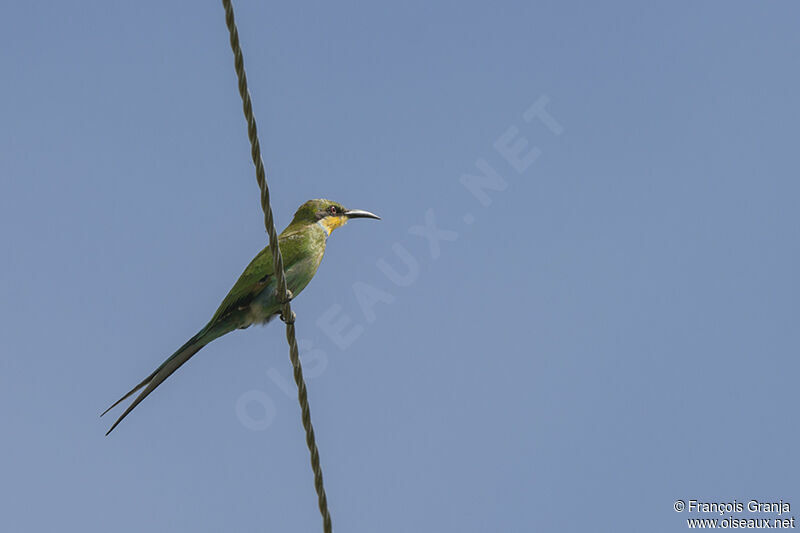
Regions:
[[276, 288, 294, 304], [280, 309, 296, 325], [276, 288, 295, 324]]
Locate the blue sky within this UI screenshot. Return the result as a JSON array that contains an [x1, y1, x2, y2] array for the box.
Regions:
[[1, 2, 799, 532]]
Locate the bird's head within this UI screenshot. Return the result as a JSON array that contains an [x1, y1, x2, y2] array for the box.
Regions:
[[289, 199, 380, 235]]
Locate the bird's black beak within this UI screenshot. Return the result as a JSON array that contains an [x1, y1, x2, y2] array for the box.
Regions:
[[345, 209, 381, 220]]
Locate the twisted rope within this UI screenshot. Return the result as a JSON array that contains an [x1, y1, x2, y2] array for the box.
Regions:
[[221, 2, 332, 531]]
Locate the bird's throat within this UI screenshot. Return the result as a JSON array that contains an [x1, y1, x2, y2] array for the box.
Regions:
[[316, 215, 347, 236]]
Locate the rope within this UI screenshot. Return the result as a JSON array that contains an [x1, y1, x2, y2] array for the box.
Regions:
[[221, 2, 332, 531]]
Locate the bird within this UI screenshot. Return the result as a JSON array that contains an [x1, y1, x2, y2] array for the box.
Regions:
[[101, 198, 380, 435]]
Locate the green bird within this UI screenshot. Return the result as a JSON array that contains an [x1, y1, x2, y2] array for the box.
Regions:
[[102, 199, 380, 435]]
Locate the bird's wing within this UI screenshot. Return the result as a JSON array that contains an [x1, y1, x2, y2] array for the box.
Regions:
[[209, 229, 314, 325], [208, 244, 276, 324]]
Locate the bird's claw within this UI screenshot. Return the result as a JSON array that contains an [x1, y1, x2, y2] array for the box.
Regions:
[[275, 288, 295, 324], [276, 288, 294, 304], [280, 309, 296, 325]]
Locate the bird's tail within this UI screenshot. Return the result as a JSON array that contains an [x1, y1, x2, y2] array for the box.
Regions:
[[101, 323, 226, 435]]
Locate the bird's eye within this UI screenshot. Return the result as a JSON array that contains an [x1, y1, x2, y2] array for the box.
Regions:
[[328, 205, 338, 215]]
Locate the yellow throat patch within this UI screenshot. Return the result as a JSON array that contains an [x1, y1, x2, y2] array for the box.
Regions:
[[317, 215, 348, 235]]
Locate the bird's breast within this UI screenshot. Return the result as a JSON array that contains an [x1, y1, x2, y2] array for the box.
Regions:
[[246, 231, 326, 325]]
